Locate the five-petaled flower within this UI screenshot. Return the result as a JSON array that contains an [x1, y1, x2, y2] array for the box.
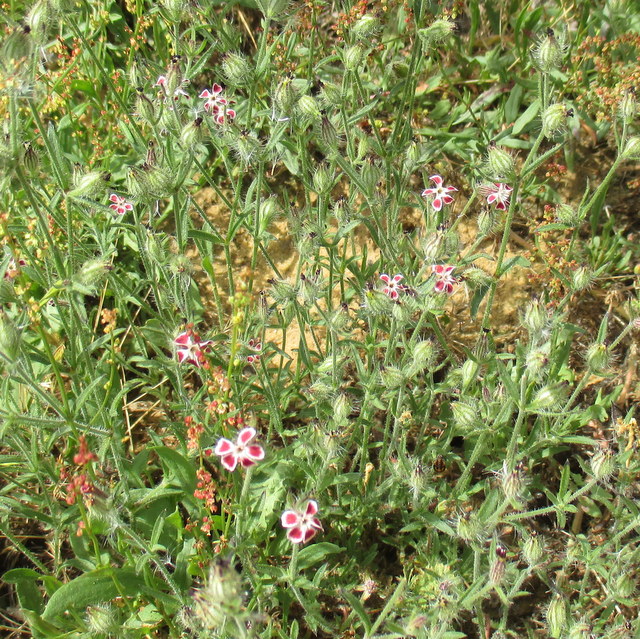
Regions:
[[479, 183, 513, 210], [214, 427, 265, 471], [281, 500, 323, 544], [154, 75, 189, 99], [431, 265, 457, 295], [380, 273, 405, 300], [109, 194, 134, 215], [246, 338, 262, 364], [421, 175, 458, 212], [174, 329, 212, 367], [199, 84, 236, 124]]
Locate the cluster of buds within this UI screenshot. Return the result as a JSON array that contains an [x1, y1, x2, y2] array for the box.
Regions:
[[185, 416, 205, 451], [194, 469, 218, 514]]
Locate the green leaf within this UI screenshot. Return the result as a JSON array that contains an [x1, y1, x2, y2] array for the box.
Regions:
[[42, 567, 149, 621], [296, 542, 343, 570], [3, 568, 44, 613], [512, 99, 540, 136], [151, 446, 197, 493], [498, 255, 530, 277], [341, 588, 372, 633], [470, 282, 491, 318]]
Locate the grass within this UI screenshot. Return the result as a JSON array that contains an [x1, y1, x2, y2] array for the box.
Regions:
[[1, 0, 640, 637]]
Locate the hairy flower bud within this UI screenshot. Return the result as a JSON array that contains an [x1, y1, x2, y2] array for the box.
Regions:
[[85, 604, 119, 636], [521, 298, 548, 341], [533, 28, 564, 73], [585, 342, 613, 372], [352, 14, 380, 41], [555, 203, 584, 226], [618, 90, 637, 124], [570, 266, 594, 292], [485, 144, 515, 180], [542, 103, 568, 138], [380, 365, 405, 390], [297, 95, 322, 122], [546, 594, 567, 638], [73, 258, 111, 294], [68, 170, 109, 200], [451, 399, 478, 431], [590, 447, 615, 481], [522, 532, 545, 566], [333, 392, 352, 424], [530, 385, 564, 412], [319, 114, 340, 153], [344, 44, 366, 72], [318, 81, 343, 108], [489, 546, 507, 585], [313, 164, 334, 195], [418, 19, 455, 48], [477, 206, 501, 236], [621, 136, 640, 161], [180, 117, 204, 147], [222, 52, 253, 87]]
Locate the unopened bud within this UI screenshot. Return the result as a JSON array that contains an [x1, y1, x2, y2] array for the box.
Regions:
[[352, 14, 380, 41], [460, 359, 478, 389], [269, 278, 297, 306], [27, 0, 51, 40], [85, 604, 119, 636], [555, 203, 584, 226], [546, 594, 567, 638], [22, 142, 38, 172], [618, 89, 637, 124], [451, 399, 478, 431], [273, 76, 298, 118], [297, 95, 322, 121], [333, 392, 352, 424], [462, 267, 491, 290], [74, 258, 111, 294], [614, 572, 635, 599], [621, 136, 640, 160], [585, 342, 612, 372], [522, 532, 545, 566], [410, 340, 437, 373], [485, 144, 515, 180], [571, 266, 594, 292], [530, 385, 563, 411], [180, 117, 204, 147], [489, 546, 507, 585], [380, 365, 405, 390], [344, 44, 366, 72], [418, 19, 455, 48], [525, 347, 549, 378], [222, 52, 253, 87], [68, 170, 109, 200], [590, 447, 615, 481], [533, 28, 564, 73], [319, 81, 343, 108], [521, 298, 548, 339], [319, 114, 339, 152], [478, 207, 500, 236], [542, 103, 568, 138], [313, 164, 334, 195], [500, 460, 527, 504]]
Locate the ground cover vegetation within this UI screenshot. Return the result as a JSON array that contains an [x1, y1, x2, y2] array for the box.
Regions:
[[1, 0, 640, 636]]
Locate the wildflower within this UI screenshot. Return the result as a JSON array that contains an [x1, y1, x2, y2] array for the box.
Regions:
[[154, 75, 189, 99], [199, 84, 236, 124], [431, 264, 456, 294], [108, 194, 134, 215], [421, 175, 457, 212], [174, 329, 212, 367], [281, 500, 323, 544], [213, 427, 265, 472], [478, 183, 512, 210], [380, 273, 405, 300], [73, 435, 97, 466], [246, 338, 262, 364]]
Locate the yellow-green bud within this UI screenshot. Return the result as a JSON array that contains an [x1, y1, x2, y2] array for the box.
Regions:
[[313, 164, 334, 194], [68, 170, 109, 200], [542, 103, 567, 138], [585, 342, 612, 372], [530, 385, 563, 411], [621, 136, 640, 160], [297, 95, 322, 121], [477, 207, 500, 236], [418, 19, 456, 48], [451, 399, 478, 431], [533, 29, 564, 73], [180, 117, 204, 148], [22, 142, 39, 172], [546, 594, 567, 638], [74, 258, 111, 294], [319, 81, 343, 107], [618, 90, 637, 124], [485, 144, 515, 180], [555, 203, 583, 226], [380, 365, 405, 390], [344, 44, 366, 72], [522, 533, 545, 566], [352, 14, 380, 41], [521, 298, 548, 338], [590, 447, 615, 481], [222, 52, 253, 87], [27, 0, 51, 41], [85, 604, 119, 636], [571, 266, 594, 292], [333, 392, 352, 424], [460, 359, 478, 389]]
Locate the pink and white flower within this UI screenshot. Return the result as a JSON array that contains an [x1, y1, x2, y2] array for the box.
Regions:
[[174, 330, 212, 367], [479, 183, 512, 210], [109, 194, 134, 215], [421, 175, 458, 212], [199, 84, 236, 124], [214, 427, 265, 471], [380, 273, 405, 300], [431, 264, 457, 295], [281, 500, 323, 544], [246, 338, 262, 364], [154, 75, 189, 99]]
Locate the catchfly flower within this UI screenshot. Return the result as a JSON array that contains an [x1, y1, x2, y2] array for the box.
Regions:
[[154, 75, 189, 99], [281, 500, 323, 544], [174, 329, 212, 367], [431, 264, 457, 295], [479, 183, 513, 210], [214, 427, 265, 471], [246, 338, 262, 364], [421, 175, 457, 212], [380, 273, 405, 300], [108, 194, 134, 215], [200, 84, 236, 124]]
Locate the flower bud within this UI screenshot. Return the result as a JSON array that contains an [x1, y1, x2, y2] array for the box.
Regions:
[[319, 114, 340, 152], [313, 164, 334, 195], [489, 546, 507, 585], [232, 130, 262, 165], [521, 298, 548, 340], [614, 572, 636, 599], [455, 511, 484, 542], [477, 207, 500, 236], [273, 75, 298, 118], [618, 89, 637, 124], [222, 52, 253, 87], [73, 258, 111, 294], [180, 117, 204, 147], [570, 266, 594, 292], [344, 44, 366, 72], [500, 461, 528, 504], [485, 144, 515, 180], [254, 0, 288, 19], [27, 0, 51, 41], [85, 604, 119, 636], [525, 347, 549, 378], [161, 0, 186, 22], [567, 620, 592, 639], [555, 203, 584, 226], [542, 103, 567, 138], [297, 95, 322, 122], [621, 136, 640, 160], [451, 399, 478, 431], [380, 365, 405, 390], [68, 170, 109, 200], [460, 359, 478, 389], [522, 532, 545, 567], [268, 277, 297, 306], [462, 267, 491, 290], [423, 229, 446, 263], [318, 81, 343, 107], [145, 165, 174, 199], [530, 385, 563, 412], [585, 342, 612, 372], [351, 14, 380, 41], [333, 392, 352, 424], [590, 447, 615, 481], [533, 28, 564, 73], [410, 340, 437, 373], [546, 594, 567, 638], [417, 19, 455, 48]]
